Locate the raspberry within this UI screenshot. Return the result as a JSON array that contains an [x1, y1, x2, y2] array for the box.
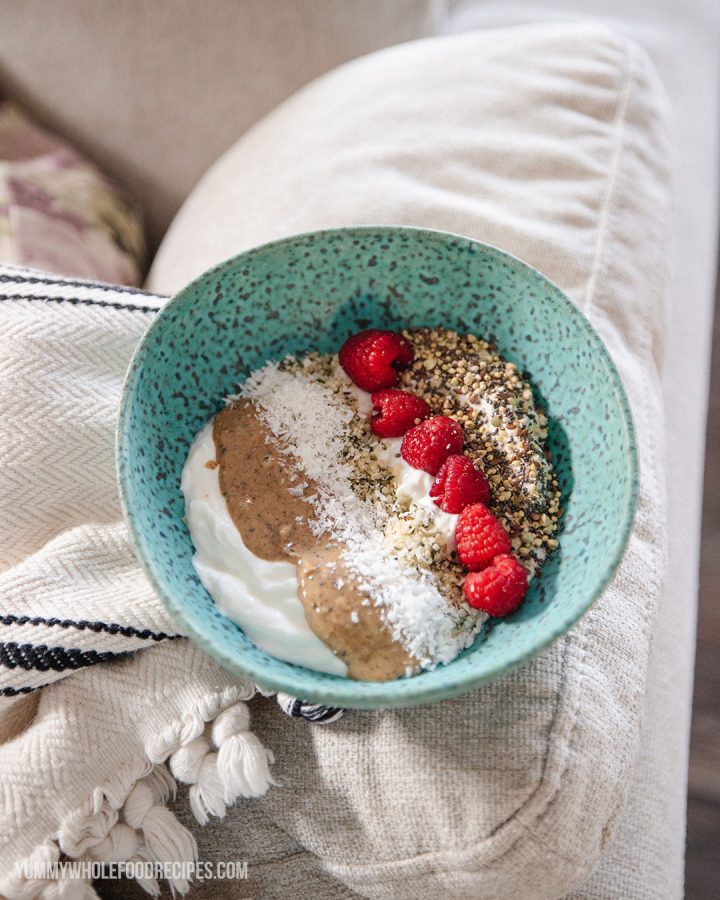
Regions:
[[463, 554, 528, 616], [454, 502, 511, 570], [339, 329, 414, 392], [370, 389, 431, 438], [429, 454, 491, 513], [400, 416, 464, 475]]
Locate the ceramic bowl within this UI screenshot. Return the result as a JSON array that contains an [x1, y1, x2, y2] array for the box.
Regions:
[[117, 226, 637, 709]]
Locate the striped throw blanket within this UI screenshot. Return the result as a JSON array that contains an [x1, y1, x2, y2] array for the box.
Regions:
[[0, 265, 340, 899]]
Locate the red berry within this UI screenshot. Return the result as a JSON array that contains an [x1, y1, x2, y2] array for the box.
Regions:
[[401, 416, 464, 475], [430, 454, 491, 514], [463, 554, 528, 616], [370, 389, 431, 438], [339, 329, 414, 392], [454, 502, 511, 571]]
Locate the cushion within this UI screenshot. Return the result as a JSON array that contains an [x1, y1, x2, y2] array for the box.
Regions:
[[0, 0, 439, 244], [146, 23, 671, 899], [0, 99, 144, 285], [446, 5, 720, 896]]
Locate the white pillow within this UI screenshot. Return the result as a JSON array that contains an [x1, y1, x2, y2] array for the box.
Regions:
[[149, 23, 670, 899]]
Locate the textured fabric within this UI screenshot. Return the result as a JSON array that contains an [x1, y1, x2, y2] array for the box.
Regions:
[[445, 3, 720, 898], [147, 24, 671, 899], [0, 0, 440, 245], [0, 100, 145, 284], [0, 268, 287, 898]]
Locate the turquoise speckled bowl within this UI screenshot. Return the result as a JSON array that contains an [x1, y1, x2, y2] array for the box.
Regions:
[[117, 226, 637, 709]]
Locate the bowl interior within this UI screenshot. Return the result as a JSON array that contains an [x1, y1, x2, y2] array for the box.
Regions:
[[118, 227, 637, 709]]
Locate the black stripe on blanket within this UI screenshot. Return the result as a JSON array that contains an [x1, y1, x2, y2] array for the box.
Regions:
[[275, 693, 344, 724], [0, 614, 180, 642], [0, 642, 131, 672], [1, 684, 49, 697], [0, 271, 154, 296], [0, 291, 159, 314]]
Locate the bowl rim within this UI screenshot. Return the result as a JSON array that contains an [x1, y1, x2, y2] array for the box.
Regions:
[[117, 224, 639, 709]]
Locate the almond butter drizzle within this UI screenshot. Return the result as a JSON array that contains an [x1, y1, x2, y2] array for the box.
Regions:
[[213, 400, 416, 681]]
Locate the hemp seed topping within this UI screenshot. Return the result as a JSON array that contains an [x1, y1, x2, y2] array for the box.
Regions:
[[395, 328, 561, 579]]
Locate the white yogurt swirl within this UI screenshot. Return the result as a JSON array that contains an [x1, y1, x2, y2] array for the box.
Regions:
[[181, 423, 348, 676], [373, 437, 458, 550]]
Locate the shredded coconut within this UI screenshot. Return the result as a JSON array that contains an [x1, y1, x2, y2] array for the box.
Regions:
[[240, 361, 483, 669]]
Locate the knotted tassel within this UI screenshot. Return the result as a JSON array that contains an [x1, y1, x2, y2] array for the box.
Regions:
[[169, 735, 226, 825], [211, 702, 275, 801], [0, 839, 95, 900], [84, 814, 161, 896], [122, 776, 196, 895], [86, 822, 139, 864]]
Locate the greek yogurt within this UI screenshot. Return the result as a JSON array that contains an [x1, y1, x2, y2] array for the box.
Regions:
[[181, 423, 348, 676]]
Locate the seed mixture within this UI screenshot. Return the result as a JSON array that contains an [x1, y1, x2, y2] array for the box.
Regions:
[[276, 328, 561, 599], [397, 328, 562, 577]]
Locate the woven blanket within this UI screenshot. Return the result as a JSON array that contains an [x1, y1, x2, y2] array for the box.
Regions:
[[0, 265, 340, 899]]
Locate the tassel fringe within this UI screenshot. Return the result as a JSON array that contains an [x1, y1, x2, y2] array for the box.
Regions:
[[1, 696, 272, 899]]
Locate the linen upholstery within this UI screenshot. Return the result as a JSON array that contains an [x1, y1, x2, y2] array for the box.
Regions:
[[444, 7, 720, 895], [147, 24, 671, 899]]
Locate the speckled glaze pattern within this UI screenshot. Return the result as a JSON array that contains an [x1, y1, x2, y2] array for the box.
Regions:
[[117, 227, 638, 709]]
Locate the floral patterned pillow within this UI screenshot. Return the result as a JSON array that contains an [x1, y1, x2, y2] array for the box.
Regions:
[[0, 100, 145, 285]]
